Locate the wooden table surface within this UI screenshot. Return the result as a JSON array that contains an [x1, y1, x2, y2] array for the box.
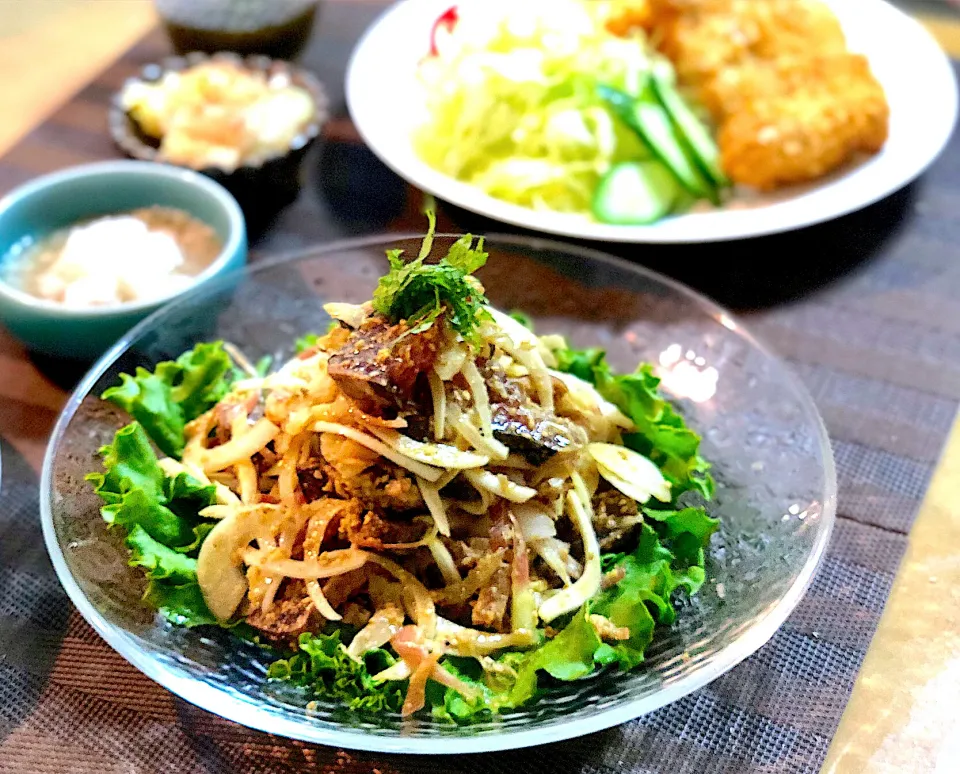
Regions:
[[1, 2, 959, 772]]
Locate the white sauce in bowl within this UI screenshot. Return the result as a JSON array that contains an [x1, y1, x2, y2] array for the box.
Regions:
[[2, 206, 222, 308]]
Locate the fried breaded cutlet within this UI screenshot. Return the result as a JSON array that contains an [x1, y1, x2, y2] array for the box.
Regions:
[[650, 0, 848, 87], [613, 0, 890, 190], [711, 54, 889, 189]]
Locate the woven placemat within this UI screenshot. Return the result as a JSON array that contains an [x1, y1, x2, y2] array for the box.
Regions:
[[1, 4, 959, 771]]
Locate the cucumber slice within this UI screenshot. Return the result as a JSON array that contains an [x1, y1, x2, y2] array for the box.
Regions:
[[651, 74, 729, 188], [599, 84, 718, 204], [592, 161, 681, 225]]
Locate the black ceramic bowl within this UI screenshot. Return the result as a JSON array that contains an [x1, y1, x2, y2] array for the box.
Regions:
[[109, 52, 328, 219], [156, 0, 322, 61]]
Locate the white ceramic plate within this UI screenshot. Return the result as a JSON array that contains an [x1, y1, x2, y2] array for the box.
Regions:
[[346, 0, 958, 243]]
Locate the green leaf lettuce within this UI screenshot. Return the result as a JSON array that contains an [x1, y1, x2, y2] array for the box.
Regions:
[[268, 631, 405, 713], [87, 422, 219, 627], [101, 341, 233, 458]]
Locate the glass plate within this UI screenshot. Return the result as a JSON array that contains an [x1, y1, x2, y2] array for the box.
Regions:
[[41, 234, 836, 753]]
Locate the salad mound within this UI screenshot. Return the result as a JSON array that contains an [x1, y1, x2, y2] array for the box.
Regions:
[[88, 218, 717, 720], [414, 0, 727, 226]]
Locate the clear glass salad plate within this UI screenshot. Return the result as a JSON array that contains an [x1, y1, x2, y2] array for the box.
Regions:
[[41, 235, 836, 753]]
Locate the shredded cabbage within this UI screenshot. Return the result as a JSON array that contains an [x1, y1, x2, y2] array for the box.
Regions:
[[415, 0, 653, 214]]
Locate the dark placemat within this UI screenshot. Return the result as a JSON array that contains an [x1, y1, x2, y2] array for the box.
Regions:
[[1, 4, 959, 772]]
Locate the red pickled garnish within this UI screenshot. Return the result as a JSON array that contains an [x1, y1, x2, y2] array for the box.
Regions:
[[428, 5, 459, 57]]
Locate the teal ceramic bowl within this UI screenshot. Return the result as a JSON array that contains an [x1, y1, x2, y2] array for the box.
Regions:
[[0, 161, 247, 360]]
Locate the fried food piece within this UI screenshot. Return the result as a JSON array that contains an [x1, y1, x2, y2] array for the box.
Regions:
[[327, 315, 443, 414], [718, 54, 889, 189], [472, 565, 510, 631], [320, 432, 424, 512], [640, 0, 888, 189], [702, 51, 879, 118], [649, 0, 847, 89], [589, 613, 631, 642], [245, 580, 319, 645], [605, 0, 654, 36], [338, 505, 427, 549]]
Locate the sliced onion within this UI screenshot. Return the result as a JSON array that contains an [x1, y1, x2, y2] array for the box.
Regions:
[[312, 421, 442, 481], [513, 502, 557, 540], [460, 358, 493, 438], [549, 369, 634, 429], [435, 343, 468, 381], [366, 425, 490, 470], [434, 616, 537, 657], [347, 602, 405, 660], [322, 301, 369, 328], [432, 550, 506, 605], [365, 554, 437, 639], [491, 455, 535, 470], [509, 512, 536, 632], [403, 650, 439, 716], [196, 503, 284, 621], [485, 307, 553, 412], [277, 433, 306, 504], [372, 659, 412, 683], [452, 414, 511, 460], [306, 579, 342, 620], [430, 662, 481, 700], [198, 418, 280, 473], [536, 334, 565, 366], [464, 469, 537, 503], [428, 369, 447, 440], [537, 487, 602, 623], [418, 477, 451, 537], [253, 548, 369, 580], [588, 442, 671, 503], [531, 536, 572, 586], [390, 625, 439, 716], [427, 538, 461, 585]]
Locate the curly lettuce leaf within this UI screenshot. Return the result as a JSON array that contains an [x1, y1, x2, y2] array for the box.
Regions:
[[101, 341, 233, 458], [553, 345, 605, 384], [88, 421, 166, 504], [143, 579, 218, 628], [101, 488, 195, 546], [506, 607, 600, 707], [502, 533, 668, 701], [268, 631, 404, 713], [372, 211, 491, 346], [174, 522, 217, 555], [499, 510, 720, 702], [427, 656, 500, 723], [646, 506, 719, 595], [163, 470, 216, 512], [87, 422, 218, 627], [126, 524, 199, 584]]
